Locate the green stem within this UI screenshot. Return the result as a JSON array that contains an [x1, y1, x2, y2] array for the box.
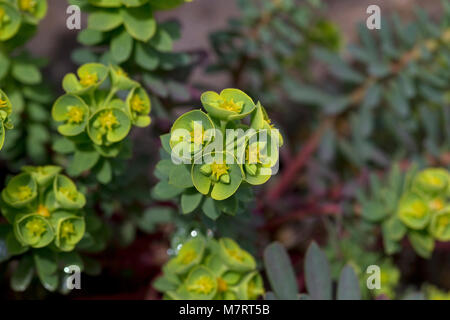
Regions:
[[89, 91, 97, 110], [102, 87, 118, 108]]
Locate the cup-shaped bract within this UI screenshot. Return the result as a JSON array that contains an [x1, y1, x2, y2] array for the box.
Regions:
[[201, 89, 256, 121], [22, 165, 62, 187], [241, 136, 279, 186], [110, 66, 139, 91], [52, 94, 90, 136], [169, 110, 215, 161], [182, 266, 218, 300], [88, 107, 131, 145], [0, 2, 21, 41], [413, 168, 449, 197], [2, 173, 38, 208], [236, 271, 265, 300], [63, 63, 109, 95], [192, 152, 243, 201], [397, 194, 430, 230], [53, 174, 86, 209], [166, 236, 206, 275], [0, 89, 13, 150], [430, 208, 450, 241], [218, 238, 256, 272], [51, 211, 86, 251], [14, 213, 54, 247], [18, 0, 48, 23], [126, 86, 151, 127]]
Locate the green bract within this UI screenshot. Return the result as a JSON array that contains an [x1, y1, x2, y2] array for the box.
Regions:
[[0, 89, 13, 150], [62, 63, 109, 95], [17, 0, 47, 24], [0, 1, 21, 41], [0, 166, 86, 251], [154, 236, 264, 300], [153, 88, 282, 219], [52, 63, 151, 181], [192, 152, 243, 201], [201, 89, 256, 121], [361, 166, 450, 259]]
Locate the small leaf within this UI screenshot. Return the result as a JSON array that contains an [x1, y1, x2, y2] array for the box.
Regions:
[[121, 5, 156, 42], [304, 242, 332, 300], [201, 197, 221, 220], [111, 29, 133, 63], [337, 265, 361, 300], [11, 255, 34, 292], [263, 242, 298, 300], [88, 9, 123, 31], [67, 149, 100, 176], [181, 190, 203, 214]]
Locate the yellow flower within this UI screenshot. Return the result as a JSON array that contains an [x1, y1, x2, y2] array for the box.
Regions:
[[409, 200, 427, 218], [130, 94, 145, 113], [59, 187, 78, 201], [0, 95, 7, 109], [98, 110, 119, 131], [0, 8, 6, 23], [211, 162, 229, 181], [60, 221, 75, 240], [227, 248, 244, 262], [115, 68, 128, 78], [36, 204, 50, 218], [66, 106, 84, 124], [14, 186, 33, 201], [187, 276, 215, 295], [179, 249, 196, 265], [25, 218, 46, 238], [19, 0, 37, 13], [218, 98, 243, 113], [80, 72, 98, 87], [190, 121, 205, 145]]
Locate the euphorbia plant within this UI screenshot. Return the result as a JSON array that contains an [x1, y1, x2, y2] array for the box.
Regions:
[[71, 0, 195, 104], [0, 165, 89, 291], [0, 0, 53, 165], [0, 89, 13, 150], [153, 88, 282, 219], [153, 236, 264, 300], [360, 165, 450, 258], [52, 63, 151, 183]]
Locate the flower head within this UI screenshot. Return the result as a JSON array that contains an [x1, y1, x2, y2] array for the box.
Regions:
[[19, 0, 37, 13], [80, 72, 98, 87], [217, 98, 243, 113], [187, 276, 216, 295], [66, 106, 84, 124], [25, 218, 47, 238], [98, 110, 119, 131], [60, 221, 75, 240], [130, 94, 145, 113], [211, 162, 229, 181], [14, 186, 33, 201]]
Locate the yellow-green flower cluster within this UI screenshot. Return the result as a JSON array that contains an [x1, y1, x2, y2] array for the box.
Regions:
[[154, 88, 283, 219], [0, 89, 12, 150], [0, 166, 86, 251], [363, 167, 450, 259], [425, 285, 450, 300], [154, 236, 264, 300], [53, 63, 151, 158]]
